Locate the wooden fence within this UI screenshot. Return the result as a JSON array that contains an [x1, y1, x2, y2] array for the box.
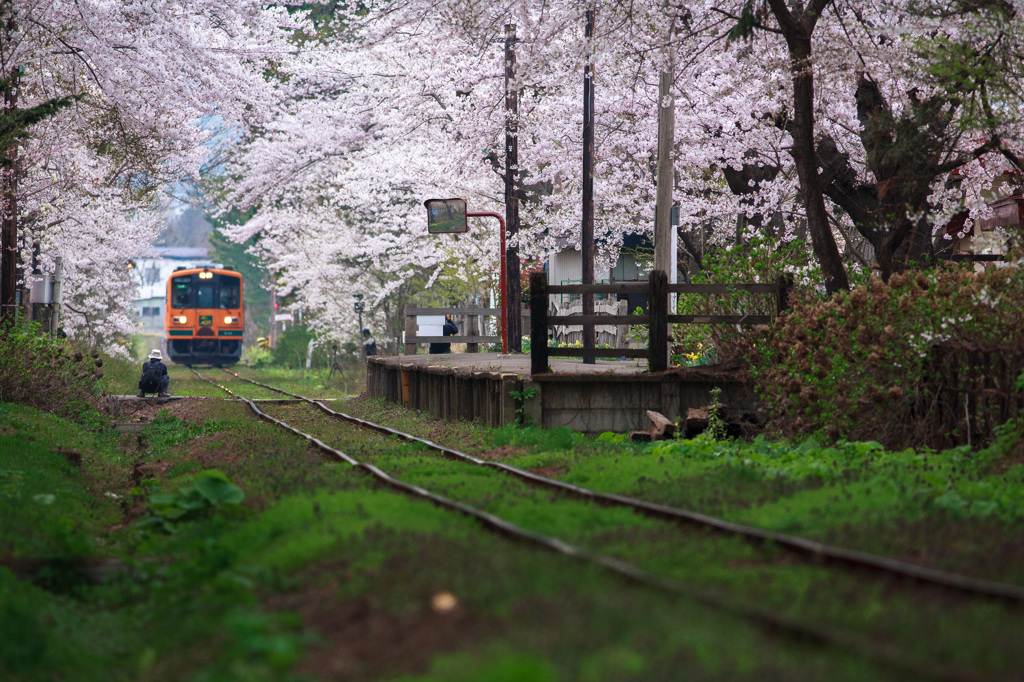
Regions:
[[529, 270, 792, 374], [402, 305, 528, 354], [922, 342, 1024, 447]]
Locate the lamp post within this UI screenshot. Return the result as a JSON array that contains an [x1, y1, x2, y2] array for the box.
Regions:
[[424, 198, 508, 354]]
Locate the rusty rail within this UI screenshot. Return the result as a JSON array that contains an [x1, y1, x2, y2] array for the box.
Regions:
[[196, 368, 996, 682], [220, 368, 1024, 605]]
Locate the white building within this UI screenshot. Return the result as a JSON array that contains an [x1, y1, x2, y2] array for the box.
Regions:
[[132, 247, 220, 334]]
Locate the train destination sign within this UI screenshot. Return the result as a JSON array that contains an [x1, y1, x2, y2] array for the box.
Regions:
[[424, 198, 468, 234]]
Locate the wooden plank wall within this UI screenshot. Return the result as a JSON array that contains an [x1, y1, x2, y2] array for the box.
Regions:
[[367, 358, 522, 427], [367, 358, 760, 433]]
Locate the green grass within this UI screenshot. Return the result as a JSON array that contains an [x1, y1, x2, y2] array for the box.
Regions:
[[247, 401, 1024, 677], [0, 403, 122, 559], [5, 365, 1024, 681], [0, 398, 896, 682], [233, 365, 364, 398], [340, 396, 1024, 579]]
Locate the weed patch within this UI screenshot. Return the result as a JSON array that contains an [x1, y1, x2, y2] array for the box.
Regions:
[[136, 470, 247, 534]]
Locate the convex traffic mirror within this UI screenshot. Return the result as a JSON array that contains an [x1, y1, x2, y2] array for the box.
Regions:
[[424, 198, 468, 234]]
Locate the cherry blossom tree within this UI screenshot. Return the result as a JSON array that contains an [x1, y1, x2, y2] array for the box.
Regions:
[[222, 1, 687, 343], [673, 0, 1024, 282], [221, 0, 1024, 347], [1, 0, 305, 351]]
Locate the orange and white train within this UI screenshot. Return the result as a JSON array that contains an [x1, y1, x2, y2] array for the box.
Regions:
[[163, 266, 244, 366]]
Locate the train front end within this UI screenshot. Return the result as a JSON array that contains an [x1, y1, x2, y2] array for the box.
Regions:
[[164, 267, 244, 366]]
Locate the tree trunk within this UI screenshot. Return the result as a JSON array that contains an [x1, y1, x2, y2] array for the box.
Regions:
[[784, 38, 849, 293]]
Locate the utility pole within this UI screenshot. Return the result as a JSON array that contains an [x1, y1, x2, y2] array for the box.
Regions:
[[504, 23, 523, 352], [49, 256, 62, 338], [29, 241, 40, 322], [581, 7, 596, 364], [1, 65, 21, 325], [654, 51, 675, 278], [654, 9, 677, 344]]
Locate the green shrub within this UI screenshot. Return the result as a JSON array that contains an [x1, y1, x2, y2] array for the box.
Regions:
[[269, 327, 334, 369], [0, 321, 104, 418], [243, 344, 272, 367], [674, 234, 822, 364], [752, 263, 1024, 448]]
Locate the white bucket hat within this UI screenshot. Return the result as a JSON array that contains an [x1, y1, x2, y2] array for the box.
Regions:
[[148, 349, 163, 361]]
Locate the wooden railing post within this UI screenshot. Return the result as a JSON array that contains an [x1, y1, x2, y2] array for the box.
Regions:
[[776, 273, 794, 315], [467, 303, 479, 353], [648, 270, 668, 372], [530, 272, 549, 374], [404, 303, 417, 355]]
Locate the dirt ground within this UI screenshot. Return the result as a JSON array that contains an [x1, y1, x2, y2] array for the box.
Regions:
[[107, 395, 222, 425], [266, 558, 496, 681]]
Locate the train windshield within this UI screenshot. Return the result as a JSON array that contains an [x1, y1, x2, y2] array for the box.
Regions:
[[220, 276, 240, 309], [197, 282, 215, 308], [171, 277, 193, 308]]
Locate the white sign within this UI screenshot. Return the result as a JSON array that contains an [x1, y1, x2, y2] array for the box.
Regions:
[[275, 313, 293, 322], [417, 315, 444, 336], [30, 276, 53, 304]]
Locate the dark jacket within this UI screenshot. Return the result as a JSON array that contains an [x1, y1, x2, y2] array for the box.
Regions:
[[139, 360, 169, 391], [429, 319, 458, 354]]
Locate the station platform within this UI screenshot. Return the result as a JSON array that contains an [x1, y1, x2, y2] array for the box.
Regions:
[[370, 352, 648, 376], [367, 353, 758, 434]]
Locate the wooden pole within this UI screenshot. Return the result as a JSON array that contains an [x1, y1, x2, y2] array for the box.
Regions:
[[648, 270, 668, 372], [467, 300, 479, 353], [776, 272, 794, 315], [504, 24, 522, 352], [581, 7, 596, 364], [269, 287, 277, 349], [49, 256, 62, 338], [404, 303, 417, 355], [530, 271, 549, 375], [654, 69, 675, 276]]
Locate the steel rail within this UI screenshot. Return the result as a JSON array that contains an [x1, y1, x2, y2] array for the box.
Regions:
[[195, 369, 991, 682], [221, 368, 1024, 604]]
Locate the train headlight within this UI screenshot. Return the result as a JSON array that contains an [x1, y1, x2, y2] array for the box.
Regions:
[[199, 271, 213, 280], [176, 316, 187, 324], [224, 316, 236, 324]]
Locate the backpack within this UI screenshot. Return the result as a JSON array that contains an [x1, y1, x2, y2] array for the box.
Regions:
[[141, 361, 161, 385]]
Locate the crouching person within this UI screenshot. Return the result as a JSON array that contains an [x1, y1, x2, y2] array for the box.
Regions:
[[138, 349, 170, 398]]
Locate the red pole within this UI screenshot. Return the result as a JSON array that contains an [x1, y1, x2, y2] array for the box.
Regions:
[[467, 211, 507, 353]]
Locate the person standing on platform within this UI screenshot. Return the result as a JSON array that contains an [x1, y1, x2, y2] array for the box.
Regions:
[[362, 329, 377, 357], [429, 316, 458, 354]]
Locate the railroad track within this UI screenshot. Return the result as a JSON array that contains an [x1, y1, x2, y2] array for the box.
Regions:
[[192, 368, 1017, 682], [217, 367, 1024, 604]]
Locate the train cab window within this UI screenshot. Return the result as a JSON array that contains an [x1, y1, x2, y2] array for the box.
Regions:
[[220, 277, 240, 309], [172, 278, 193, 308], [197, 282, 215, 308]]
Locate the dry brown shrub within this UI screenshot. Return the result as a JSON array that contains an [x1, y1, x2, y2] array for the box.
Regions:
[[751, 263, 1024, 449]]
